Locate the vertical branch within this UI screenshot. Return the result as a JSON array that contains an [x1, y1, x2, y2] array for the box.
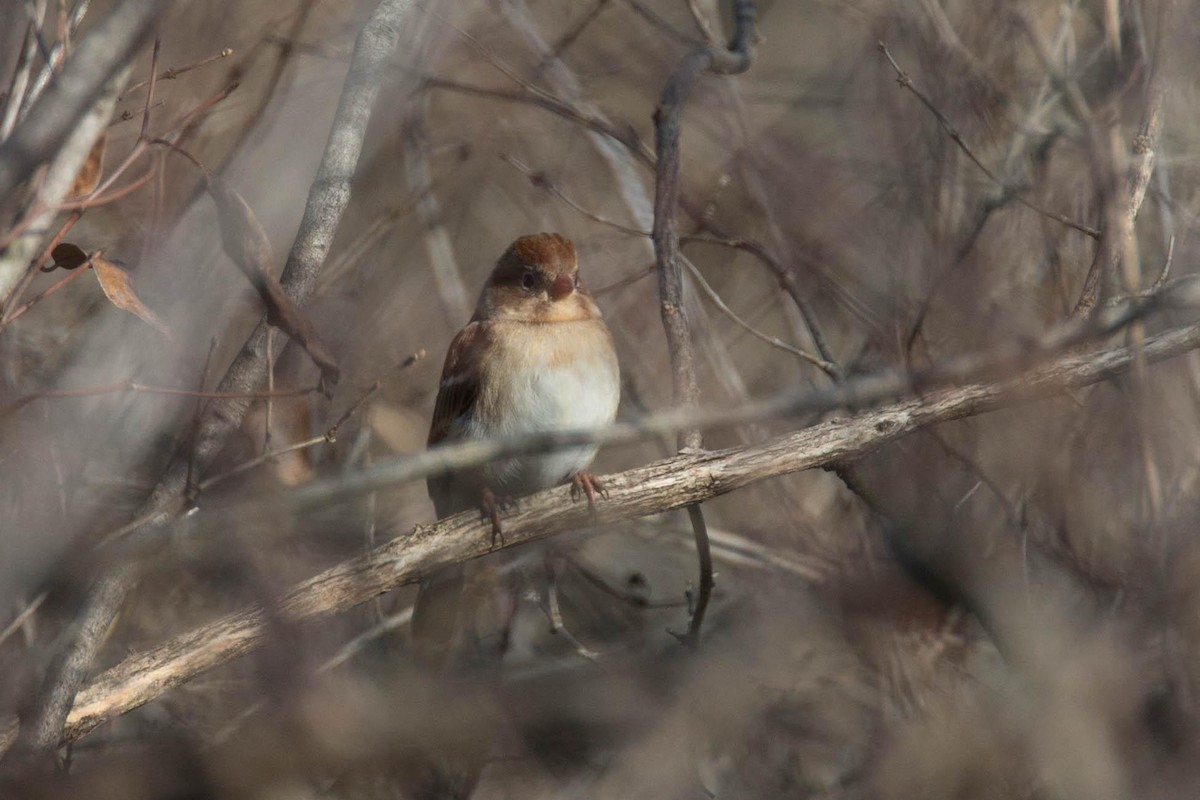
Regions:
[[0, 19, 40, 141], [650, 0, 756, 646], [652, 48, 711, 453], [10, 0, 415, 763], [1124, 0, 1175, 523], [1071, 1, 1173, 316], [402, 96, 470, 323]]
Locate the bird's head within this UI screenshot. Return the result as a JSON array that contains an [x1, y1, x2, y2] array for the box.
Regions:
[[475, 233, 600, 323]]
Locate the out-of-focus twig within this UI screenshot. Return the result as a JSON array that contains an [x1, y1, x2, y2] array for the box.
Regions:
[[198, 348, 426, 493], [535, 0, 611, 72], [15, 1, 94, 121], [684, 0, 722, 48], [241, 277, 1200, 513], [403, 98, 470, 322], [877, 41, 1100, 241], [0, 15, 42, 141], [0, 593, 48, 650]]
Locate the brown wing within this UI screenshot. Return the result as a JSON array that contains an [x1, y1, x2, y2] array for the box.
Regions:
[[427, 321, 486, 517]]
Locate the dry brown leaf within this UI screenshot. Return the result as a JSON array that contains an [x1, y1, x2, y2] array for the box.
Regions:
[[92, 256, 170, 336], [68, 133, 106, 198]]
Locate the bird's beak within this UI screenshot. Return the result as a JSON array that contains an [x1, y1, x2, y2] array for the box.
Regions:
[[549, 272, 575, 300]]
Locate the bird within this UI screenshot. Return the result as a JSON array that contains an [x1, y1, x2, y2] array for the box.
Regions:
[[423, 232, 620, 543], [405, 233, 619, 797]]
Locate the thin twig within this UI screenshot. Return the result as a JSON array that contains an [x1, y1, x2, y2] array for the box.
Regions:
[[139, 38, 161, 142], [0, 19, 39, 140], [536, 0, 611, 72], [15, 0, 93, 121], [0, 64, 128, 305], [682, 255, 838, 375], [120, 47, 234, 97], [403, 100, 469, 321], [263, 327, 275, 452], [5, 381, 320, 420], [193, 347, 428, 494], [681, 504, 713, 644], [0, 79, 237, 255], [621, 0, 705, 48], [501, 153, 646, 235], [1, 264, 92, 325], [0, 210, 81, 322], [0, 593, 48, 650], [877, 41, 1100, 240], [684, 0, 723, 48], [197, 435, 328, 494]]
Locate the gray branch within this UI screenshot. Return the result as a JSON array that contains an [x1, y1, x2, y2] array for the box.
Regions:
[[10, 0, 415, 762], [0, 0, 170, 203]]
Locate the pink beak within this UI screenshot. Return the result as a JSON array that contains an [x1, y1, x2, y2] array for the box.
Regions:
[[549, 272, 574, 300]]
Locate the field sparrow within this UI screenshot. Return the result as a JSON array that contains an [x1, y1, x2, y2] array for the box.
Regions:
[[414, 232, 620, 665]]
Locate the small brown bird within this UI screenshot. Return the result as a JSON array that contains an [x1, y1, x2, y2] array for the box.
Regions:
[[424, 232, 620, 528], [407, 233, 619, 798], [415, 232, 618, 648]]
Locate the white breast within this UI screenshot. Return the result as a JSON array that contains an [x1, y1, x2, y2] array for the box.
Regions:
[[468, 321, 619, 496]]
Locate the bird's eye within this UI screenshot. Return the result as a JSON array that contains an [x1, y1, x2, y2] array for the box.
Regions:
[[520, 272, 537, 291]]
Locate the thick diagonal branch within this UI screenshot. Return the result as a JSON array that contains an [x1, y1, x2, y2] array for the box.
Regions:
[[8, 309, 1198, 753]]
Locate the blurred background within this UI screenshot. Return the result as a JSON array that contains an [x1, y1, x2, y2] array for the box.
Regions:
[[1, 0, 1199, 796]]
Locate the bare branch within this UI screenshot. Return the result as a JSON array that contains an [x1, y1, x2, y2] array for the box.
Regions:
[[651, 0, 756, 647], [6, 306, 1200, 752], [1072, 2, 1174, 316], [0, 0, 170, 202], [681, 255, 838, 376], [120, 46, 234, 97]]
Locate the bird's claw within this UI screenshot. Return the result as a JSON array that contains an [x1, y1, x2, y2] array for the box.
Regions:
[[480, 488, 515, 549], [569, 471, 609, 514]]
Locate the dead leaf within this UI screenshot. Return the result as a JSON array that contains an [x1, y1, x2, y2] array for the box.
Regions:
[[68, 134, 106, 198], [92, 256, 170, 336], [49, 243, 91, 271], [201, 166, 340, 390]]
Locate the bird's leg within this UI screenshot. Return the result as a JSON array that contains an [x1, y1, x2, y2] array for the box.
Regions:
[[569, 471, 609, 514], [479, 488, 519, 548]]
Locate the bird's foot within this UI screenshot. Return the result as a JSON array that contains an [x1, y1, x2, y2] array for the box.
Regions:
[[480, 488, 518, 548], [569, 471, 609, 515]]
